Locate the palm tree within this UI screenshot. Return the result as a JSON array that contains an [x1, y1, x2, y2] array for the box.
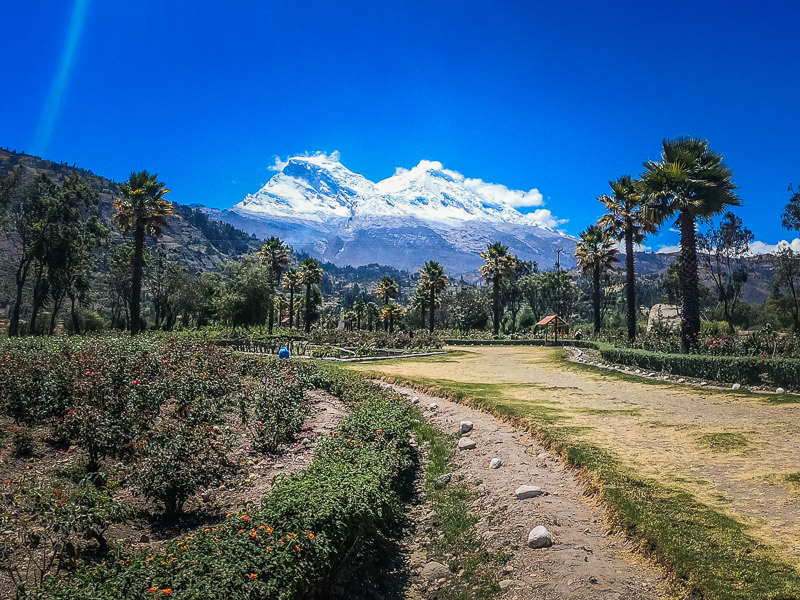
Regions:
[[300, 258, 323, 333], [258, 237, 291, 334], [282, 268, 301, 329], [640, 138, 740, 352], [382, 302, 403, 333], [598, 176, 656, 342], [419, 261, 448, 333], [365, 301, 381, 331], [353, 298, 365, 330], [375, 276, 399, 330], [479, 242, 517, 336], [574, 224, 619, 333], [410, 287, 428, 330], [113, 171, 172, 335], [275, 294, 289, 328]]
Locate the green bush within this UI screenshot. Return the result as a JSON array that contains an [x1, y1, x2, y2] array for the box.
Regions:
[[599, 347, 800, 389], [36, 370, 418, 600]]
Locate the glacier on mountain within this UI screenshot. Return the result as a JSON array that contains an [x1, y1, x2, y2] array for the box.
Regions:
[[210, 153, 576, 273]]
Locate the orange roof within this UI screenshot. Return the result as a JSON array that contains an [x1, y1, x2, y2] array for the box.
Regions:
[[535, 315, 568, 327]]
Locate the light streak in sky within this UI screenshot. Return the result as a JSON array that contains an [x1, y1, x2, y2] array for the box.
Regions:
[[32, 0, 90, 155]]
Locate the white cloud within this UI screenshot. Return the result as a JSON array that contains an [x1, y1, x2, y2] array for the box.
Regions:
[[523, 208, 566, 229], [749, 239, 800, 255], [656, 245, 681, 254], [267, 156, 288, 172], [612, 241, 651, 253], [462, 178, 545, 208]]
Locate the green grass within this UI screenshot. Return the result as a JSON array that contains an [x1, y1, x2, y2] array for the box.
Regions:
[[697, 432, 751, 452], [784, 473, 800, 489], [413, 418, 506, 599], [379, 373, 800, 600]]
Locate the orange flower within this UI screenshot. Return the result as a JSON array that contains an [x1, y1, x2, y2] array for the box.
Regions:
[[147, 587, 159, 593], [294, 545, 301, 552], [240, 515, 250, 522], [225, 513, 232, 519], [250, 530, 258, 539], [265, 526, 273, 533], [162, 590, 172, 595], [146, 557, 154, 563], [308, 533, 315, 540], [204, 528, 211, 533], [249, 573, 258, 580], [266, 547, 272, 552], [238, 529, 245, 534]]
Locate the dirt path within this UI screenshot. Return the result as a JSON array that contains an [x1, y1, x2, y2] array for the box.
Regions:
[[352, 345, 800, 569], [386, 382, 666, 600]]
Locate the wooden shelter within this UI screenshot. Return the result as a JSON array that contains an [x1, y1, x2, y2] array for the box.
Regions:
[[534, 315, 568, 345]]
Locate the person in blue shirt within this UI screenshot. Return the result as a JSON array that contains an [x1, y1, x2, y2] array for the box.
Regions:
[[278, 346, 290, 359]]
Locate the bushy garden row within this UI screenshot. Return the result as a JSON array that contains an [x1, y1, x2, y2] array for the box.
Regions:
[[599, 347, 800, 389], [31, 363, 418, 599]]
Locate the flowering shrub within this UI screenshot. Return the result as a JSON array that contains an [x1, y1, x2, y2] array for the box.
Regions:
[[36, 369, 418, 600]]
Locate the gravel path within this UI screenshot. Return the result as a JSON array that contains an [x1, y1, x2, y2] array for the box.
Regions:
[[387, 382, 666, 600]]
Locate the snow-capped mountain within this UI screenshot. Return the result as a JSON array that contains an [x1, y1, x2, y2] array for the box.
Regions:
[[210, 153, 576, 273]]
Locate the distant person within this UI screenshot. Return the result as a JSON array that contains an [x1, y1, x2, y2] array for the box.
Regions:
[[278, 346, 290, 359], [574, 328, 582, 340]]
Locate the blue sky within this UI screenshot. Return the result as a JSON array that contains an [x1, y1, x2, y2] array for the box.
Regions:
[[2, 0, 799, 252]]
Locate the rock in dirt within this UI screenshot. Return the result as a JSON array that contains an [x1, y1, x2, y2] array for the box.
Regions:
[[515, 484, 544, 499], [499, 579, 520, 590], [777, 387, 786, 394], [429, 402, 438, 410], [437, 473, 453, 485], [458, 437, 477, 450], [411, 396, 419, 404], [421, 561, 450, 581], [528, 525, 553, 548], [678, 378, 686, 383], [490, 458, 502, 469], [460, 420, 474, 433], [700, 382, 708, 387], [732, 383, 741, 390]]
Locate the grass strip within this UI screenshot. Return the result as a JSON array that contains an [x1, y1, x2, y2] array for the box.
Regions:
[[413, 421, 506, 599], [370, 373, 800, 600]]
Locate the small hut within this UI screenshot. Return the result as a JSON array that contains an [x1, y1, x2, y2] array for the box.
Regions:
[[534, 315, 569, 345]]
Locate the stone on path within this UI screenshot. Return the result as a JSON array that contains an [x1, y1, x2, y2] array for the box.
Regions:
[[777, 387, 786, 394], [437, 473, 452, 485], [732, 383, 741, 390], [429, 403, 438, 410], [421, 561, 450, 581], [490, 458, 502, 469], [678, 378, 686, 383], [515, 484, 544, 499], [460, 420, 474, 434], [411, 396, 419, 404], [458, 437, 477, 450], [527, 525, 553, 548], [700, 382, 708, 387]]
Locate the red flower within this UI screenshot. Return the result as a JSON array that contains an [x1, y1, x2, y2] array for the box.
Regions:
[[163, 359, 169, 364], [85, 370, 92, 375], [133, 380, 140, 385]]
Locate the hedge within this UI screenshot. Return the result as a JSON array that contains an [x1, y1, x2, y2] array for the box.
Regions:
[[599, 347, 800, 389], [35, 367, 418, 600], [443, 339, 602, 350]]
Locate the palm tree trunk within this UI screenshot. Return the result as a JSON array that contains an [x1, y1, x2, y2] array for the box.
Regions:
[[130, 222, 145, 335], [288, 289, 294, 329], [429, 288, 436, 333], [421, 303, 426, 331], [492, 278, 501, 337], [593, 264, 601, 334], [625, 226, 636, 342], [679, 211, 701, 353], [268, 274, 276, 335], [29, 261, 46, 335], [304, 284, 312, 333]]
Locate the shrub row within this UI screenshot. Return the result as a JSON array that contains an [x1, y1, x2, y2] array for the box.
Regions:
[[36, 369, 417, 600], [599, 347, 800, 389], [443, 339, 601, 350]]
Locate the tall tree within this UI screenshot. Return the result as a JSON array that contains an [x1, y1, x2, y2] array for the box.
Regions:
[[419, 261, 448, 333], [365, 301, 381, 331], [574, 224, 619, 333], [375, 276, 399, 330], [479, 242, 517, 336], [381, 302, 403, 333], [640, 138, 740, 352], [300, 258, 323, 333], [353, 298, 365, 330], [258, 237, 291, 334], [113, 171, 173, 335], [410, 287, 428, 330], [697, 212, 753, 333], [502, 260, 536, 334], [46, 176, 107, 335], [774, 247, 800, 332], [282, 268, 301, 329], [598, 175, 656, 341]]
